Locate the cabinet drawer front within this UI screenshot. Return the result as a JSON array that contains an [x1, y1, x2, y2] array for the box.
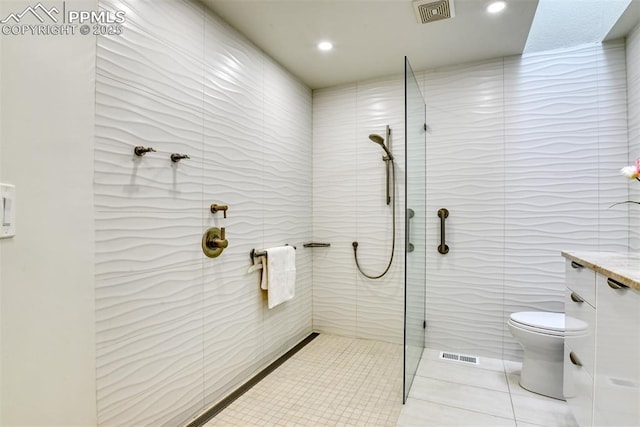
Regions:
[[594, 274, 640, 427], [564, 344, 594, 427], [565, 259, 595, 307], [564, 289, 596, 375]]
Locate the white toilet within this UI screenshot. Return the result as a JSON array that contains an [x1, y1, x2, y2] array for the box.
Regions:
[[508, 311, 574, 400]]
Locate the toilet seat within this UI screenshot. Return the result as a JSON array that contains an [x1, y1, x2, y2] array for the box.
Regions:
[[509, 312, 566, 337]]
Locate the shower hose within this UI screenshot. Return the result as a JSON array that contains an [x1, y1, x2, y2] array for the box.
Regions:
[[352, 159, 396, 279]]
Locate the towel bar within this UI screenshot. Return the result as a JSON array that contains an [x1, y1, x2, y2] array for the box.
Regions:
[[250, 245, 296, 260]]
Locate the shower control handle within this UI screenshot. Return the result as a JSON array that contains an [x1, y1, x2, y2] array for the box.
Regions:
[[437, 208, 449, 254], [209, 227, 228, 249], [202, 227, 228, 258]]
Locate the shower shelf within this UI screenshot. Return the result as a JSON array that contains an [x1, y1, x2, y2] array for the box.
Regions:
[[303, 243, 331, 248]]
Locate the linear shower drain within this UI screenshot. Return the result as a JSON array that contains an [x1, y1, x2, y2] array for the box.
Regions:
[[439, 351, 479, 365]]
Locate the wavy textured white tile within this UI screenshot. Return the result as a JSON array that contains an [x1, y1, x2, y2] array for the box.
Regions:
[[96, 1, 312, 425], [95, 210, 203, 278], [424, 57, 505, 359], [312, 84, 359, 337], [354, 77, 406, 344], [98, 0, 204, 109], [502, 43, 627, 360], [312, 75, 406, 344], [418, 43, 628, 361], [95, 267, 203, 426], [95, 77, 204, 212], [312, 241, 358, 337], [627, 24, 640, 250]]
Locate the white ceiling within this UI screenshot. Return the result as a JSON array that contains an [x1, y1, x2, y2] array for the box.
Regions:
[[202, 0, 540, 89]]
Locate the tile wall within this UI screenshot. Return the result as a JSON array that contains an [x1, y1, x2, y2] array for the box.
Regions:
[[421, 41, 628, 360], [94, 1, 312, 425], [628, 23, 640, 247], [312, 77, 406, 345], [313, 41, 629, 361]]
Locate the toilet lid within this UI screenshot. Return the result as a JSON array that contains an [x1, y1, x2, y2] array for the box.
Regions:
[[510, 312, 566, 332]]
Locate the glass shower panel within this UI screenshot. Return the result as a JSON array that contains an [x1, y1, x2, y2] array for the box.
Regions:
[[404, 57, 426, 402]]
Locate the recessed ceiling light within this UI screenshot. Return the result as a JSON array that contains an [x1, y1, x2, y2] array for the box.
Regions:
[[318, 41, 333, 51], [487, 1, 506, 13]]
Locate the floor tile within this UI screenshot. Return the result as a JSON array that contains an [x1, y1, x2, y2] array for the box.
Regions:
[[516, 422, 549, 427], [416, 358, 509, 392], [397, 398, 516, 427], [206, 337, 577, 427], [503, 359, 522, 375], [408, 375, 514, 419], [421, 347, 506, 372], [511, 392, 579, 427], [506, 371, 538, 397]]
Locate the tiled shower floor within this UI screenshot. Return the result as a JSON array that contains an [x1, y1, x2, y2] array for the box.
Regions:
[[206, 334, 403, 426], [205, 335, 578, 426]]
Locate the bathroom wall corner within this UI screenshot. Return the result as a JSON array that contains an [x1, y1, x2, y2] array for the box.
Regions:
[[0, 1, 4, 422], [627, 22, 640, 250], [0, 0, 97, 425]]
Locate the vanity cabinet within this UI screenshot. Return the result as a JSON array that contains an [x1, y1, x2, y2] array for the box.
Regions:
[[564, 259, 596, 427], [562, 252, 640, 427], [593, 274, 640, 427]]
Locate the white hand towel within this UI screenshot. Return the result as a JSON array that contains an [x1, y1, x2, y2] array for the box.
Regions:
[[258, 255, 268, 290], [264, 246, 296, 309]]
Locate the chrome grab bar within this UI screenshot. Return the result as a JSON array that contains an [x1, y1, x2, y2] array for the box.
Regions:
[[407, 208, 415, 253], [437, 208, 449, 254]]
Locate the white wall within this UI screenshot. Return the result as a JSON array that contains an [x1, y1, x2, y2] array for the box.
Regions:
[[423, 41, 628, 361], [0, 1, 3, 421], [94, 1, 312, 425], [0, 0, 98, 425], [312, 77, 406, 344], [628, 23, 640, 246], [313, 41, 629, 361]]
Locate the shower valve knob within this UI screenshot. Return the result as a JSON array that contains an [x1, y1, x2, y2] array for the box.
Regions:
[[202, 227, 228, 258], [209, 227, 228, 249]]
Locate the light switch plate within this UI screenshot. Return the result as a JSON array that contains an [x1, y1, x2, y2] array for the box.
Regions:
[[0, 183, 16, 238]]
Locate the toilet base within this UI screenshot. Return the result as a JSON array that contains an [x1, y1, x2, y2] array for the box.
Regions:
[[520, 350, 565, 400]]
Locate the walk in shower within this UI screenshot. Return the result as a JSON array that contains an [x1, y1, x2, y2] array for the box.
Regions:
[[403, 57, 427, 402]]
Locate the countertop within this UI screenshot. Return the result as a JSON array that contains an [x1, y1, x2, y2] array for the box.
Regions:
[[561, 251, 640, 291]]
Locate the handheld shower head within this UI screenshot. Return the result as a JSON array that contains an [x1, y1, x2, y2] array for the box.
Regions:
[[368, 134, 394, 160], [369, 134, 385, 145]]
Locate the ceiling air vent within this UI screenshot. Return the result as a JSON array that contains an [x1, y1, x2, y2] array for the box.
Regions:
[[412, 0, 455, 24]]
